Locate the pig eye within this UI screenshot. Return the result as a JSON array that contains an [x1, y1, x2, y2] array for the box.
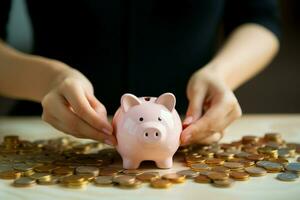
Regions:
[[158, 117, 162, 121], [139, 117, 144, 121]]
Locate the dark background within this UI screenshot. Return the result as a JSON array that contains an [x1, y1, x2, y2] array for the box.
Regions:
[[0, 0, 299, 115]]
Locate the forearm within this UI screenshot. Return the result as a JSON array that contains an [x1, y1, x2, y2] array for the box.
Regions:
[[0, 40, 72, 102], [202, 23, 279, 90]]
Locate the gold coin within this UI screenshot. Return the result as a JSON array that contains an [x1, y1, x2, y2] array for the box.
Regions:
[[229, 171, 250, 181], [194, 175, 211, 183], [0, 170, 21, 179], [34, 165, 57, 173], [211, 166, 230, 174], [37, 176, 59, 185], [53, 166, 74, 176], [205, 158, 225, 166], [76, 166, 99, 176], [30, 172, 51, 180], [118, 179, 143, 189], [150, 179, 172, 189], [113, 175, 136, 185], [162, 173, 185, 183], [99, 168, 120, 176], [61, 175, 85, 184], [213, 179, 234, 188], [207, 172, 229, 181], [136, 172, 160, 182], [94, 176, 113, 186], [246, 154, 265, 161], [223, 162, 244, 170]]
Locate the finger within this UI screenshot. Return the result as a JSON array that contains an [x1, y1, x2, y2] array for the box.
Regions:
[[183, 86, 207, 126], [196, 132, 223, 145], [181, 95, 232, 144], [48, 95, 116, 144], [61, 83, 113, 135]]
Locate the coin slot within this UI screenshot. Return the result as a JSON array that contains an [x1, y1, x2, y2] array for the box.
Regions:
[[144, 97, 151, 101]]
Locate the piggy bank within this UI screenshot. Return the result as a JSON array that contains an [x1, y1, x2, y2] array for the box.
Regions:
[[112, 93, 182, 169]]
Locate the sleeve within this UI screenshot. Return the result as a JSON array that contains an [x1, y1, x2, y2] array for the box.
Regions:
[[0, 0, 12, 40], [223, 0, 281, 39]]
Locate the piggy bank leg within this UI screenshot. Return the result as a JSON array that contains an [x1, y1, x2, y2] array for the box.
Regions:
[[122, 157, 141, 169], [155, 157, 173, 169]]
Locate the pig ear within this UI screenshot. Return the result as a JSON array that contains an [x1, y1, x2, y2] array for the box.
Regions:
[[155, 93, 176, 112], [121, 93, 142, 112]]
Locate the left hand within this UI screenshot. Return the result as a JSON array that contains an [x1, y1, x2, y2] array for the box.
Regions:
[[180, 67, 242, 145]]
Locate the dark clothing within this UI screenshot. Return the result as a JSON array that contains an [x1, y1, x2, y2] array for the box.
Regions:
[[0, 0, 280, 115]]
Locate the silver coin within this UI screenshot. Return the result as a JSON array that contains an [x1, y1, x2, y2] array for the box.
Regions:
[[256, 161, 282, 169], [176, 170, 199, 178], [13, 177, 36, 187], [276, 172, 299, 182], [285, 163, 300, 173]]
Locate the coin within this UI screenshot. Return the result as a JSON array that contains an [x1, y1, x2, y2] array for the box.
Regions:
[[53, 166, 74, 176], [211, 166, 231, 173], [118, 179, 142, 189], [207, 172, 229, 181], [137, 172, 160, 182], [256, 161, 283, 172], [61, 175, 88, 188], [76, 166, 99, 176], [30, 172, 51, 180], [94, 176, 113, 186], [276, 172, 299, 182], [205, 158, 225, 166], [34, 165, 57, 173], [0, 170, 21, 179], [223, 162, 244, 170], [122, 169, 143, 176], [99, 168, 120, 176], [213, 179, 234, 188], [162, 173, 185, 183], [113, 175, 136, 185], [176, 170, 199, 179], [150, 179, 172, 189], [13, 177, 36, 187], [37, 176, 59, 185], [245, 167, 267, 177], [229, 171, 250, 181], [194, 175, 211, 183], [190, 163, 211, 172], [285, 163, 300, 174], [246, 154, 265, 161]]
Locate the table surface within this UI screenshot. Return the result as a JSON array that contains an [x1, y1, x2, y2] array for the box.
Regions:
[[0, 114, 299, 200]]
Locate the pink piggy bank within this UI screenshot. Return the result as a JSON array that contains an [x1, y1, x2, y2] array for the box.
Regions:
[[112, 93, 182, 169]]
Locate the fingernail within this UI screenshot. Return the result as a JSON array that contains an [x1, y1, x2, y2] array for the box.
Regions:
[[102, 128, 112, 135], [183, 116, 193, 125], [104, 139, 115, 146]]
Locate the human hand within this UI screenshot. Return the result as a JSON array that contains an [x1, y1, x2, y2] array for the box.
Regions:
[[41, 65, 116, 145], [180, 68, 242, 145]]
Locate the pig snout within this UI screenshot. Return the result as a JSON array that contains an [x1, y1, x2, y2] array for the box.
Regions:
[[138, 122, 166, 144]]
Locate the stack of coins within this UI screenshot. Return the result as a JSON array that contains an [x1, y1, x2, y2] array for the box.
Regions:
[[0, 133, 299, 190]]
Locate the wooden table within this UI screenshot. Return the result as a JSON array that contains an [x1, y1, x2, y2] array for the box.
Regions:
[[0, 115, 299, 200]]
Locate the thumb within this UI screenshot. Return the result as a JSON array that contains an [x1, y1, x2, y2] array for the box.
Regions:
[[183, 91, 206, 127]]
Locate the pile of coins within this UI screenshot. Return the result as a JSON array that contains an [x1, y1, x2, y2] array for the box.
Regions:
[[0, 133, 299, 189]]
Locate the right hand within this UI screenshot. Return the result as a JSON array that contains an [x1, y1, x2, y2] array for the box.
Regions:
[[41, 65, 116, 145]]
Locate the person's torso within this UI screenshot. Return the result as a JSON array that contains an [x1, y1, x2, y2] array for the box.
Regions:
[[23, 0, 224, 114]]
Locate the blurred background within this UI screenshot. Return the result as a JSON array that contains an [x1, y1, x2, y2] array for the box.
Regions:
[[0, 0, 299, 115]]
